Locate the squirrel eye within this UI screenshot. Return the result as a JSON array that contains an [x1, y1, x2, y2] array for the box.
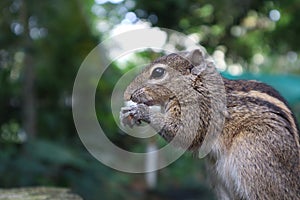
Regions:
[[151, 67, 165, 79]]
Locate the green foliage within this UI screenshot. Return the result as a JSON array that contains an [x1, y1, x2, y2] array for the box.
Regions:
[[0, 139, 138, 200]]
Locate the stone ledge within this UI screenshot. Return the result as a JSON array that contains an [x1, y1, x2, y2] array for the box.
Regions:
[[0, 187, 83, 200]]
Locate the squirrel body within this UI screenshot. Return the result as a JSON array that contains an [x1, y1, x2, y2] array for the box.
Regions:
[[120, 49, 300, 199]]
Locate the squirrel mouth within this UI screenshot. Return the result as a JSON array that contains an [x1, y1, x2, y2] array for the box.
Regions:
[[133, 99, 167, 109], [129, 87, 170, 107], [131, 95, 164, 107], [140, 100, 160, 106], [125, 100, 163, 115]]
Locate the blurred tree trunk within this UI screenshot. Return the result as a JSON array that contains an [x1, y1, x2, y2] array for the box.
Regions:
[[22, 49, 36, 139], [20, 0, 36, 139]]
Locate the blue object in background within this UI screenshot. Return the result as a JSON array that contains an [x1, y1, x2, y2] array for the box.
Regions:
[[222, 73, 300, 105]]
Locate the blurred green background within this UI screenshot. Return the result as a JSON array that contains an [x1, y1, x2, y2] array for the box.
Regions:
[[1, 0, 300, 199]]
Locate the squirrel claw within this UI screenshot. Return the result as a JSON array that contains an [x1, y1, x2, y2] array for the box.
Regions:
[[120, 103, 150, 127]]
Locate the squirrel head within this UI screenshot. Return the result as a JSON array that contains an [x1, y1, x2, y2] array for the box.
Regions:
[[124, 49, 211, 105], [123, 48, 225, 151]]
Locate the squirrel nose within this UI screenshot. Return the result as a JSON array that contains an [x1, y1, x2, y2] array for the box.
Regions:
[[124, 87, 145, 101], [124, 91, 131, 101], [124, 87, 138, 101]]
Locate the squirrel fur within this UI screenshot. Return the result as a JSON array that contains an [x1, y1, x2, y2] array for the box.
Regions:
[[120, 49, 300, 199]]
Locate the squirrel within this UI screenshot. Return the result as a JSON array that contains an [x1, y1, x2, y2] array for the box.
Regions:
[[120, 48, 300, 199]]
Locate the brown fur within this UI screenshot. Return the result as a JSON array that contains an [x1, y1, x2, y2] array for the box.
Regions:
[[120, 49, 300, 199]]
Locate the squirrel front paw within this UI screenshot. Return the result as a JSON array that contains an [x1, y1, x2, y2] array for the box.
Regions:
[[120, 102, 150, 128]]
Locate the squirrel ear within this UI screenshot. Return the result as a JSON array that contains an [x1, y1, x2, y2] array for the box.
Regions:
[[187, 49, 205, 66], [186, 49, 207, 75]]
